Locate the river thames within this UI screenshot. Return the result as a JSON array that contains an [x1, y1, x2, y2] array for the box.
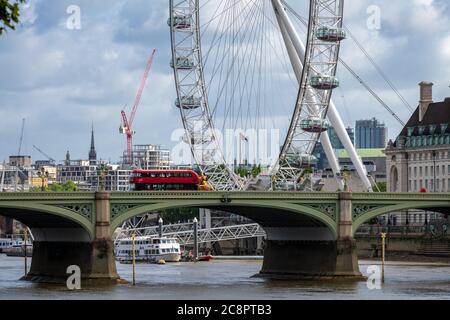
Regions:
[[0, 255, 450, 300]]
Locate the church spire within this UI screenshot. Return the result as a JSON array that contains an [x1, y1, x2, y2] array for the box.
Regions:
[[89, 124, 97, 162], [65, 149, 71, 166]]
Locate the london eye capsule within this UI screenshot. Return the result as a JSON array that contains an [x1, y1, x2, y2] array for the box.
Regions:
[[183, 132, 212, 145], [170, 57, 195, 70], [300, 117, 330, 133], [167, 14, 192, 29], [316, 27, 346, 42], [175, 96, 201, 109], [286, 153, 318, 168], [309, 75, 339, 90]]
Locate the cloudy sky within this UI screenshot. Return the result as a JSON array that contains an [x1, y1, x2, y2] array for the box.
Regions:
[[0, 0, 449, 164]]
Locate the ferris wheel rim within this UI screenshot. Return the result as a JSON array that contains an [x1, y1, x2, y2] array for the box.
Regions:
[[272, 0, 345, 189], [169, 0, 244, 191]]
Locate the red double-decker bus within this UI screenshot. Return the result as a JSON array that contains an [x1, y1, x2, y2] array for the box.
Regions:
[[130, 170, 209, 191]]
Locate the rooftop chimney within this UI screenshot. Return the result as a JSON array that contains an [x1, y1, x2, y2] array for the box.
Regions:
[[419, 81, 433, 122]]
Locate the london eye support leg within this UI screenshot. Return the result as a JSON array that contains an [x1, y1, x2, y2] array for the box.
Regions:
[[273, 0, 344, 191], [272, 0, 373, 192], [259, 192, 363, 280]]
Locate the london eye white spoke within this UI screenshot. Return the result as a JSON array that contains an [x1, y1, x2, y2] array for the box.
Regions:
[[225, 4, 265, 132], [210, 1, 263, 125]]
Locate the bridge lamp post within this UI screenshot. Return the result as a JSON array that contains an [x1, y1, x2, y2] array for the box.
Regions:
[[432, 150, 437, 193], [23, 228, 28, 276], [158, 218, 163, 238], [381, 232, 386, 284], [131, 233, 136, 286], [193, 218, 198, 261], [37, 169, 49, 192], [97, 164, 109, 192]]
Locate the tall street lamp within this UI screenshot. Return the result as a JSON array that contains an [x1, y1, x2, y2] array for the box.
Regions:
[[432, 150, 437, 192], [97, 164, 109, 192]]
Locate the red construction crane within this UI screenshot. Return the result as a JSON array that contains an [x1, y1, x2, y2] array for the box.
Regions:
[[120, 48, 157, 165]]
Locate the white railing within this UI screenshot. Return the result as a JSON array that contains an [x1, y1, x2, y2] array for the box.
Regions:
[[115, 223, 266, 246]]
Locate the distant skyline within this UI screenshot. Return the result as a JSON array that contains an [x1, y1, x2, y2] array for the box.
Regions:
[[1, 0, 449, 163]]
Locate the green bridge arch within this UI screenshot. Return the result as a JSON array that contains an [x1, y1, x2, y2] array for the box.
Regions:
[[0, 193, 97, 239], [0, 191, 449, 241], [0, 202, 95, 239], [109, 195, 340, 239], [352, 193, 450, 233]]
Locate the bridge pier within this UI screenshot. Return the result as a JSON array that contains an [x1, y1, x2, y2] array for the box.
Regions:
[[260, 239, 361, 279], [259, 192, 363, 280], [25, 239, 118, 284], [24, 192, 120, 284]]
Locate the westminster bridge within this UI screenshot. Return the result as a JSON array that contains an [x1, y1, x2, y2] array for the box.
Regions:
[[0, 191, 449, 283]]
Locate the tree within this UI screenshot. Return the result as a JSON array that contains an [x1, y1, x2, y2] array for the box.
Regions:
[[234, 167, 248, 178], [0, 0, 26, 35], [161, 207, 199, 224], [62, 181, 77, 192], [374, 182, 387, 193], [30, 181, 78, 192], [48, 183, 64, 192], [97, 164, 109, 191], [251, 164, 262, 178]]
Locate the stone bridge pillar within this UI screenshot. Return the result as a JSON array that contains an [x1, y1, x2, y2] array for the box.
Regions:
[[89, 192, 119, 282], [26, 192, 119, 284], [335, 192, 361, 277], [260, 192, 362, 280]]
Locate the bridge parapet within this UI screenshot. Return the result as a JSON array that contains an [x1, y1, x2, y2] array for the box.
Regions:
[[351, 192, 450, 201], [351, 192, 450, 232], [0, 192, 96, 203], [108, 191, 340, 200]]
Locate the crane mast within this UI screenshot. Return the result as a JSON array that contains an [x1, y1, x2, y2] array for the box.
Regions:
[[33, 145, 56, 164], [120, 49, 157, 166], [17, 118, 25, 156]]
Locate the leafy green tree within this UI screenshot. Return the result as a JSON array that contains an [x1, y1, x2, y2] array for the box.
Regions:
[[62, 181, 77, 192], [0, 0, 26, 35], [374, 182, 387, 193], [251, 164, 262, 178], [48, 183, 64, 192], [161, 207, 199, 224], [31, 181, 78, 192], [29, 186, 43, 193]]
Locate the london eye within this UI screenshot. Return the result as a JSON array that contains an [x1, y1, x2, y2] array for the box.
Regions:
[[169, 0, 373, 192]]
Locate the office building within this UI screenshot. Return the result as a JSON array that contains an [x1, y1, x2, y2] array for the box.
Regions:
[[313, 127, 355, 170], [356, 118, 387, 149], [329, 126, 355, 150], [123, 144, 170, 170], [385, 81, 450, 225]]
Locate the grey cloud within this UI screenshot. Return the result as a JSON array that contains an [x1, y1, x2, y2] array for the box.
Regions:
[[0, 0, 449, 163]]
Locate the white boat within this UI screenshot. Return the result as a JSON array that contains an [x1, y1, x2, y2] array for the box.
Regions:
[[0, 238, 14, 253], [115, 236, 181, 263], [3, 241, 33, 257]]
